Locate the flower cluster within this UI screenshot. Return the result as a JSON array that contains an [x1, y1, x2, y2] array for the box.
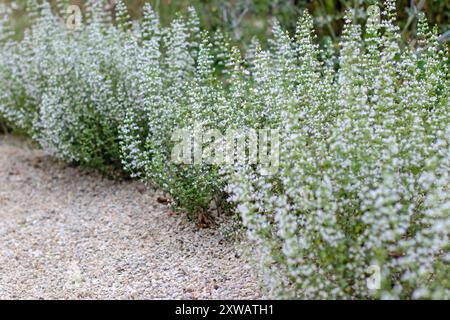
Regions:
[[0, 1, 126, 169], [0, 1, 448, 299], [228, 2, 449, 299]]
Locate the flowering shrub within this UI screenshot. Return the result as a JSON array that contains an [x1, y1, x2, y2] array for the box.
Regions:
[[0, 1, 126, 170], [117, 5, 229, 215], [0, 1, 44, 134], [38, 4, 127, 169], [228, 2, 449, 299], [0, 0, 448, 299]]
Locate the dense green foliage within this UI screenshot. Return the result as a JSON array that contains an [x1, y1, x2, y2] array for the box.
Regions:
[[229, 5, 449, 298], [0, 0, 448, 299], [1, 0, 448, 46]]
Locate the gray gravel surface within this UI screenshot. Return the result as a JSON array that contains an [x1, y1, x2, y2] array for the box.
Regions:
[[0, 136, 262, 299]]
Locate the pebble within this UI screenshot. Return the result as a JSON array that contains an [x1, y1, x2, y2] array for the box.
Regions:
[[0, 138, 263, 299]]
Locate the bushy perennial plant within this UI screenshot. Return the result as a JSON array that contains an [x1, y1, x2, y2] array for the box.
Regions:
[[0, 0, 448, 299], [228, 3, 449, 299]]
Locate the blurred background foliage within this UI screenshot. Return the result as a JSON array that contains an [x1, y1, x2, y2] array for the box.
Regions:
[[0, 1, 448, 134], [1, 0, 448, 49]]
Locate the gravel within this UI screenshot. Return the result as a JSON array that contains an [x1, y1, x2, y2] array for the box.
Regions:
[[0, 136, 262, 299]]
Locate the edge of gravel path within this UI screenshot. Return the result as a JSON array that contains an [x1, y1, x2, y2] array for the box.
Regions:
[[0, 134, 265, 299]]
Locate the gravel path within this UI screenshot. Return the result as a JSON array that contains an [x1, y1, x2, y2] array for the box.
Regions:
[[0, 136, 261, 299]]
